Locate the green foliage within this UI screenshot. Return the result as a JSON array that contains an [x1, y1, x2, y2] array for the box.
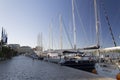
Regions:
[[0, 51, 4, 57], [0, 46, 18, 60]]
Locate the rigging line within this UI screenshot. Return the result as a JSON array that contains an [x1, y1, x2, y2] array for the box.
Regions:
[[89, 1, 93, 44], [62, 18, 73, 49], [98, 14, 103, 48], [74, 0, 89, 44], [101, 0, 117, 47]]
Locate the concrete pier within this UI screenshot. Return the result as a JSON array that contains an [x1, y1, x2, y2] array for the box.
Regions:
[[0, 55, 115, 80]]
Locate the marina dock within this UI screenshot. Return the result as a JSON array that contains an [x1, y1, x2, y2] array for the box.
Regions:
[[0, 55, 115, 80]]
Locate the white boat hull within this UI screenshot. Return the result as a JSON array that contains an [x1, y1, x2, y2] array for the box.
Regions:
[[95, 63, 120, 79]]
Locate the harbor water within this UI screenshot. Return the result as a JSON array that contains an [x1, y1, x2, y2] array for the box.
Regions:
[[0, 55, 115, 80]]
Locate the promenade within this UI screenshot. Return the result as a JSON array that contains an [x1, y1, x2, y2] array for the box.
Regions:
[[0, 55, 115, 80]]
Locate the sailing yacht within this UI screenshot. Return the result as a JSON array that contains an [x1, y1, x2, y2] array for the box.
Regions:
[[60, 50, 96, 72], [46, 50, 62, 63], [59, 0, 97, 72], [45, 15, 64, 63], [92, 0, 120, 79]]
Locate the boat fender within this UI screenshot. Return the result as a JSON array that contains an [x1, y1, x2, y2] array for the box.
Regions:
[[92, 69, 97, 74], [116, 73, 120, 80]]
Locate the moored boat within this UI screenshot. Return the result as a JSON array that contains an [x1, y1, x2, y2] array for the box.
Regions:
[[60, 50, 96, 72]]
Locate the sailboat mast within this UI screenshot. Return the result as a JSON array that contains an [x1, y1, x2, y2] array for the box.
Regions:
[[37, 33, 41, 55], [51, 24, 53, 49], [59, 14, 63, 50], [49, 24, 51, 51], [37, 33, 40, 47], [50, 23, 53, 50], [72, 0, 76, 50], [94, 0, 100, 48], [41, 32, 43, 51]]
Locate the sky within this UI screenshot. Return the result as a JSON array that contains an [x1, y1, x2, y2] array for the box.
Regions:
[[0, 0, 120, 50]]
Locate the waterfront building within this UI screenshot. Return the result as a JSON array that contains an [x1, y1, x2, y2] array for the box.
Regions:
[[8, 44, 20, 52], [18, 46, 34, 54]]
